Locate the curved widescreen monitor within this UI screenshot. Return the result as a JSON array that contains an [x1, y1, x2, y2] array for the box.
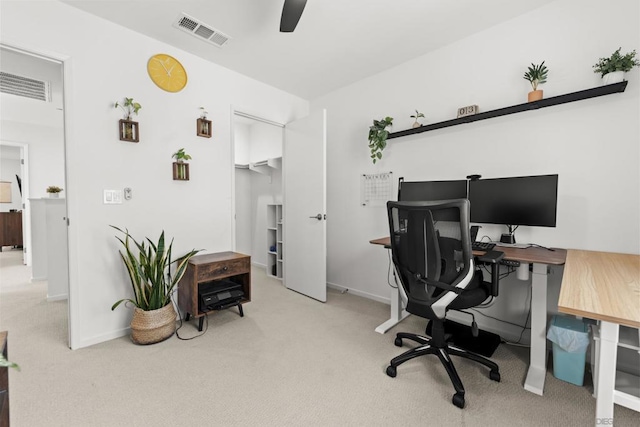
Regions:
[[469, 174, 558, 227]]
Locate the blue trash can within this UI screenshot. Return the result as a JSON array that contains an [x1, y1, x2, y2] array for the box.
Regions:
[[547, 315, 589, 386]]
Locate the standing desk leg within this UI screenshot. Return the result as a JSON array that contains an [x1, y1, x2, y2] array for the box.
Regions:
[[524, 262, 548, 395], [375, 264, 410, 334], [595, 321, 618, 426]]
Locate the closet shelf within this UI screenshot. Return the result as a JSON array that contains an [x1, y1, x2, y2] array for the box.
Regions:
[[249, 157, 282, 175], [387, 81, 628, 140]]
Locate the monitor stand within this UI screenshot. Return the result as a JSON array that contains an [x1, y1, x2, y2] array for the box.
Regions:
[[500, 225, 517, 244], [500, 233, 515, 244]]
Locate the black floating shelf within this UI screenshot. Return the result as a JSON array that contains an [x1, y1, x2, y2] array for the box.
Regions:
[[387, 81, 628, 140]]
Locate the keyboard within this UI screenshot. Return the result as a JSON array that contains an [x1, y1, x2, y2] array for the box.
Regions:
[[472, 241, 496, 251]]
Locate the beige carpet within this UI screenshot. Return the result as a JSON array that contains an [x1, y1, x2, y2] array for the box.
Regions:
[[0, 249, 638, 426]]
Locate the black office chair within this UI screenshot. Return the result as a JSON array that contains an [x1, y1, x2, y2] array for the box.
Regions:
[[385, 199, 503, 409]]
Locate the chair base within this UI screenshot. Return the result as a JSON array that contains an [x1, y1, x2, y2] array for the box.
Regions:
[[386, 331, 500, 409]]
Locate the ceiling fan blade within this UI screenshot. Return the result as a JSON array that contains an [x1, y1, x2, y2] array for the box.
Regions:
[[280, 0, 307, 32]]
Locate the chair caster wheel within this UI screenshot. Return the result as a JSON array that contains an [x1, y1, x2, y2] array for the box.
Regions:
[[394, 337, 403, 347], [452, 392, 465, 409], [386, 365, 397, 378], [489, 370, 501, 382]]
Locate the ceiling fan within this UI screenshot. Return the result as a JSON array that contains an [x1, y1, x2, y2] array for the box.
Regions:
[[280, 0, 307, 32]]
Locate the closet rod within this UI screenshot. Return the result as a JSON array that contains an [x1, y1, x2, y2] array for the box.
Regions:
[[234, 111, 285, 128]]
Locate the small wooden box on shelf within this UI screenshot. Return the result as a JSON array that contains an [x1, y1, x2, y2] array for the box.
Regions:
[[118, 119, 139, 142], [172, 162, 190, 181], [197, 118, 212, 138], [178, 252, 251, 331]]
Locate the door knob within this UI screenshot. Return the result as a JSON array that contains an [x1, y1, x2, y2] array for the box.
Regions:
[[309, 214, 322, 220]]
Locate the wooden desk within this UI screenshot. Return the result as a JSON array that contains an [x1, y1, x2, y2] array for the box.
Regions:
[[558, 250, 640, 425], [371, 236, 567, 395]]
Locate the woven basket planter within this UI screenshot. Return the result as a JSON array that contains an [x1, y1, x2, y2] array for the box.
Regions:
[[130, 303, 177, 345]]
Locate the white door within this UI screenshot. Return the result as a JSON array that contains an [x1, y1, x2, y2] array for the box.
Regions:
[[283, 109, 327, 302]]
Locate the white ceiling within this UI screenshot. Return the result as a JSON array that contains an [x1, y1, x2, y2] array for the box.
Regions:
[[60, 0, 556, 100]]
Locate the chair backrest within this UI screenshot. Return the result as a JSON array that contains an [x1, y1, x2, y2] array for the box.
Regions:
[[387, 199, 474, 319]]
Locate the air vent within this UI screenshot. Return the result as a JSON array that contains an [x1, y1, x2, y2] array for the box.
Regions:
[[0, 72, 50, 102], [173, 13, 231, 48]]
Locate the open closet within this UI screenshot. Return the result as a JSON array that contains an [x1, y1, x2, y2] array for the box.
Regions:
[[233, 112, 284, 280]]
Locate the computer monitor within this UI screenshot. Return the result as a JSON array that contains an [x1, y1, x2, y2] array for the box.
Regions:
[[398, 178, 468, 202], [469, 174, 558, 231]]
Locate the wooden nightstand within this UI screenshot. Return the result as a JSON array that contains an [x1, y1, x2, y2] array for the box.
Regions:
[[177, 252, 251, 331]]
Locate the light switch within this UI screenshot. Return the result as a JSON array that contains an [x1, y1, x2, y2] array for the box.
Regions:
[[104, 189, 123, 204]]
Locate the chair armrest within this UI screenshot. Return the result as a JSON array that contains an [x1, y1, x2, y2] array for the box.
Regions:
[[476, 250, 504, 264], [475, 250, 505, 297]]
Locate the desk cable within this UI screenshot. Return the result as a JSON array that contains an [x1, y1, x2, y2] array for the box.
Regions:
[[386, 248, 398, 289], [471, 264, 532, 346], [172, 292, 209, 340]]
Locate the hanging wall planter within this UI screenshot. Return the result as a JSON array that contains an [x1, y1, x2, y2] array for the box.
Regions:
[[119, 119, 139, 142], [172, 162, 190, 181], [197, 118, 211, 138], [114, 97, 142, 142], [197, 107, 212, 138], [172, 148, 191, 181]]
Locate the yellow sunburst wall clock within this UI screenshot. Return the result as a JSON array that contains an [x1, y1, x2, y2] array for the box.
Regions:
[[147, 54, 188, 92]]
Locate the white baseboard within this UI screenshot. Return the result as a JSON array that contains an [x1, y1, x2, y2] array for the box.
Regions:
[[327, 282, 390, 305], [47, 293, 68, 302], [73, 327, 130, 350], [31, 276, 46, 282]]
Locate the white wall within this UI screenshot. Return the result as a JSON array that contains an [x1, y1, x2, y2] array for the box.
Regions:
[[312, 0, 640, 342], [1, 0, 308, 349]]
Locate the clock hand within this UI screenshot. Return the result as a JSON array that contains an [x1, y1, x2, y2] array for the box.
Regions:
[[167, 65, 175, 77], [154, 58, 170, 74]]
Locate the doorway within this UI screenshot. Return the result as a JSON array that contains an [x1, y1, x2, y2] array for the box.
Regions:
[[232, 111, 284, 279], [231, 109, 328, 302], [0, 44, 70, 346]]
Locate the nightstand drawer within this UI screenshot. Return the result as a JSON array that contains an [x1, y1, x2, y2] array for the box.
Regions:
[[197, 257, 250, 282]]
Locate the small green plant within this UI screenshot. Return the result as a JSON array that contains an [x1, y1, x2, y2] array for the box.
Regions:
[[410, 110, 425, 127], [593, 47, 640, 77], [368, 116, 393, 164], [46, 186, 63, 194], [114, 97, 142, 120], [110, 226, 201, 311], [172, 148, 192, 162], [523, 61, 548, 91], [0, 354, 20, 371]]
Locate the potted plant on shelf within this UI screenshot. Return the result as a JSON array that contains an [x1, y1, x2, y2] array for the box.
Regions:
[[111, 226, 200, 345], [46, 186, 63, 198], [172, 148, 192, 180], [410, 110, 425, 128], [523, 61, 548, 102], [114, 97, 142, 142], [368, 116, 394, 164], [593, 47, 640, 85]]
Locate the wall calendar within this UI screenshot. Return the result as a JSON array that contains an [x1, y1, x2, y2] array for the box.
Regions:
[[361, 172, 393, 207]]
